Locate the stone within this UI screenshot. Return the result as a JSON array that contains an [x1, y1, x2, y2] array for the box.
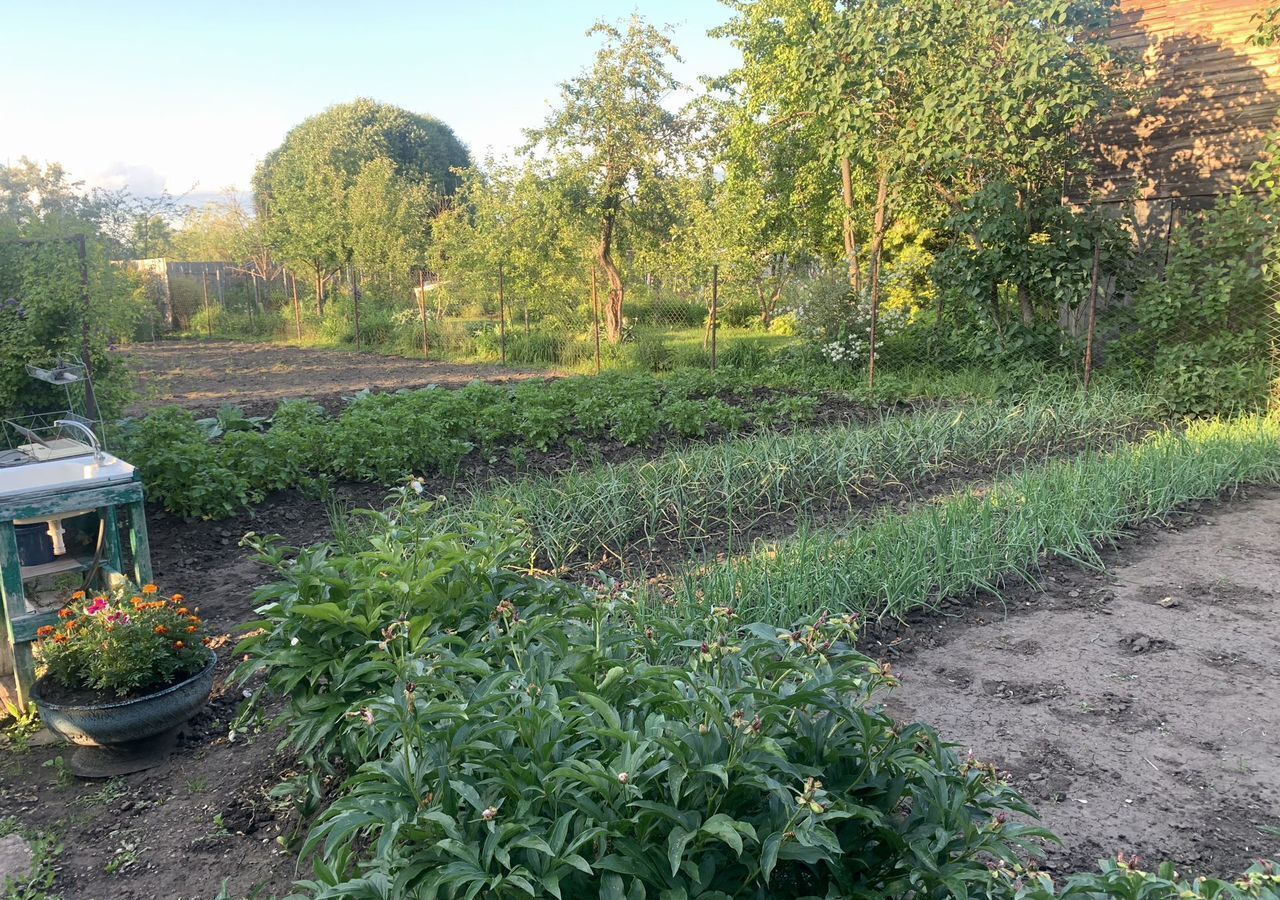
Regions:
[[0, 834, 33, 883]]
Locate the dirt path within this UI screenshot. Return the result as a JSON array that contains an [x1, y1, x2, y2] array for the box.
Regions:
[[879, 489, 1280, 878], [121, 340, 551, 417]]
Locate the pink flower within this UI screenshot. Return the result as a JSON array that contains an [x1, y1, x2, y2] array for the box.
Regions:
[[106, 611, 130, 626], [86, 598, 109, 615]]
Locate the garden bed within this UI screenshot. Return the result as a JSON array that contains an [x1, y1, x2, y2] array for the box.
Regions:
[[3, 487, 1275, 898], [121, 339, 550, 417]]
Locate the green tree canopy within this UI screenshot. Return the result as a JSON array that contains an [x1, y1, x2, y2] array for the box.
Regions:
[[253, 98, 471, 309]]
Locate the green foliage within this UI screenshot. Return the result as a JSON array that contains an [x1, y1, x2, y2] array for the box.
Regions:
[[628, 333, 674, 372], [423, 389, 1152, 570], [1120, 193, 1275, 417], [115, 407, 251, 519], [37, 588, 211, 698], [117, 371, 839, 519], [679, 414, 1280, 626], [0, 237, 139, 417], [254, 98, 469, 298], [239, 500, 1049, 899], [995, 857, 1280, 899], [523, 16, 691, 342]]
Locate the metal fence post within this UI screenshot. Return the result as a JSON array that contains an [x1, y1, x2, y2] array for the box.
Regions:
[[1083, 241, 1102, 390], [498, 263, 507, 365], [710, 263, 719, 371]]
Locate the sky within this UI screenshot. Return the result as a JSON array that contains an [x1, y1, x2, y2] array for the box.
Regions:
[[0, 0, 741, 206]]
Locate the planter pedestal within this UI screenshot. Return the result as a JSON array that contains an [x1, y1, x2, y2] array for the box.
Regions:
[[65, 725, 181, 778]]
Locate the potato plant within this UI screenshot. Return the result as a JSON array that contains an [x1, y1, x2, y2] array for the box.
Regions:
[[116, 370, 827, 519]]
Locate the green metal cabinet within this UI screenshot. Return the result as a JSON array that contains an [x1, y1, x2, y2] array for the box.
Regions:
[[0, 476, 152, 709]]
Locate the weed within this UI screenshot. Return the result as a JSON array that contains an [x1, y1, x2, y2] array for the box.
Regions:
[[0, 817, 61, 900], [1, 702, 41, 753], [39, 758, 72, 789]]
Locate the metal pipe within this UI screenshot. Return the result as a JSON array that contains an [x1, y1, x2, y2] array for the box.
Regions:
[[54, 419, 103, 464]]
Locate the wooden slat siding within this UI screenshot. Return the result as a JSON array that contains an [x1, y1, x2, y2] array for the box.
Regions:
[[1089, 0, 1279, 201]]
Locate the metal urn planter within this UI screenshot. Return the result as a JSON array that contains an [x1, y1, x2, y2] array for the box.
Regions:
[[31, 653, 217, 777]]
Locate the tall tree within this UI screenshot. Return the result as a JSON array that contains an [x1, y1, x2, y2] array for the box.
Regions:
[[523, 17, 689, 342], [253, 98, 470, 312]]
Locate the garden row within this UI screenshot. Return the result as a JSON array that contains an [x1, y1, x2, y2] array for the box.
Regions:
[[115, 370, 842, 519], [235, 412, 1280, 898], [669, 413, 1280, 626], [420, 388, 1156, 571]]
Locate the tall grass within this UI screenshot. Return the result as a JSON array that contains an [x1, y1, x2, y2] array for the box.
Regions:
[[668, 413, 1280, 627], [422, 388, 1155, 569]]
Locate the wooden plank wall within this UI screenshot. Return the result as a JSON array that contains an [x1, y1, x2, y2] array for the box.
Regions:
[[1092, 0, 1279, 202]]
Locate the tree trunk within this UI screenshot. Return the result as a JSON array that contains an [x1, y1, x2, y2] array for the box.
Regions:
[[867, 171, 890, 390], [313, 263, 326, 316], [1017, 283, 1034, 327], [840, 157, 863, 296], [598, 209, 624, 343]]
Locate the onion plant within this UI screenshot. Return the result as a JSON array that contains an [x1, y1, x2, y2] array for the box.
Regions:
[[422, 388, 1155, 570], [670, 414, 1280, 627]]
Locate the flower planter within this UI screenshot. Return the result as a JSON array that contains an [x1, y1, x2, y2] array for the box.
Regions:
[[31, 652, 217, 778]]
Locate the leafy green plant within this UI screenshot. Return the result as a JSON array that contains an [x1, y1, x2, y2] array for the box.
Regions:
[[238, 495, 1050, 899], [37, 586, 211, 697], [992, 856, 1280, 899], [423, 389, 1152, 570], [678, 413, 1280, 626], [1120, 193, 1276, 416], [0, 816, 61, 900]]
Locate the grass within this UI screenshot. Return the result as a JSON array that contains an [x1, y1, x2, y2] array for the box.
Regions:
[[419, 387, 1156, 570], [661, 413, 1280, 627]]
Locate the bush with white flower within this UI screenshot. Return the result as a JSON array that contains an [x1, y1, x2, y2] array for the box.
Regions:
[[787, 274, 913, 367]]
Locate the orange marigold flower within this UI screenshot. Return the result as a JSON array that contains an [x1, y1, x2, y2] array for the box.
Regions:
[[52, 633, 67, 643], [173, 640, 185, 650], [65, 620, 78, 630], [154, 625, 168, 635], [187, 616, 201, 625], [177, 608, 190, 616], [36, 625, 56, 637], [185, 625, 198, 633], [142, 584, 159, 594], [170, 593, 185, 603], [70, 590, 86, 601], [132, 598, 145, 609], [57, 608, 73, 619]]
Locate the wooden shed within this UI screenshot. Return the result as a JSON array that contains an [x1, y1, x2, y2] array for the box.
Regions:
[[1092, 0, 1279, 201]]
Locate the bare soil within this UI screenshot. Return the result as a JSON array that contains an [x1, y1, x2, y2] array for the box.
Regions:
[[872, 488, 1280, 878], [121, 339, 550, 417], [1, 385, 1275, 897]]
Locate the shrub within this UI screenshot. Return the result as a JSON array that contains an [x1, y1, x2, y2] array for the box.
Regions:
[[1121, 192, 1276, 416], [37, 586, 211, 697], [717, 338, 773, 373], [628, 332, 674, 372], [238, 495, 1050, 899], [115, 406, 250, 519]]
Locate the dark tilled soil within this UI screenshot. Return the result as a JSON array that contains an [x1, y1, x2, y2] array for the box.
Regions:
[[121, 339, 550, 417], [869, 488, 1280, 878]]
